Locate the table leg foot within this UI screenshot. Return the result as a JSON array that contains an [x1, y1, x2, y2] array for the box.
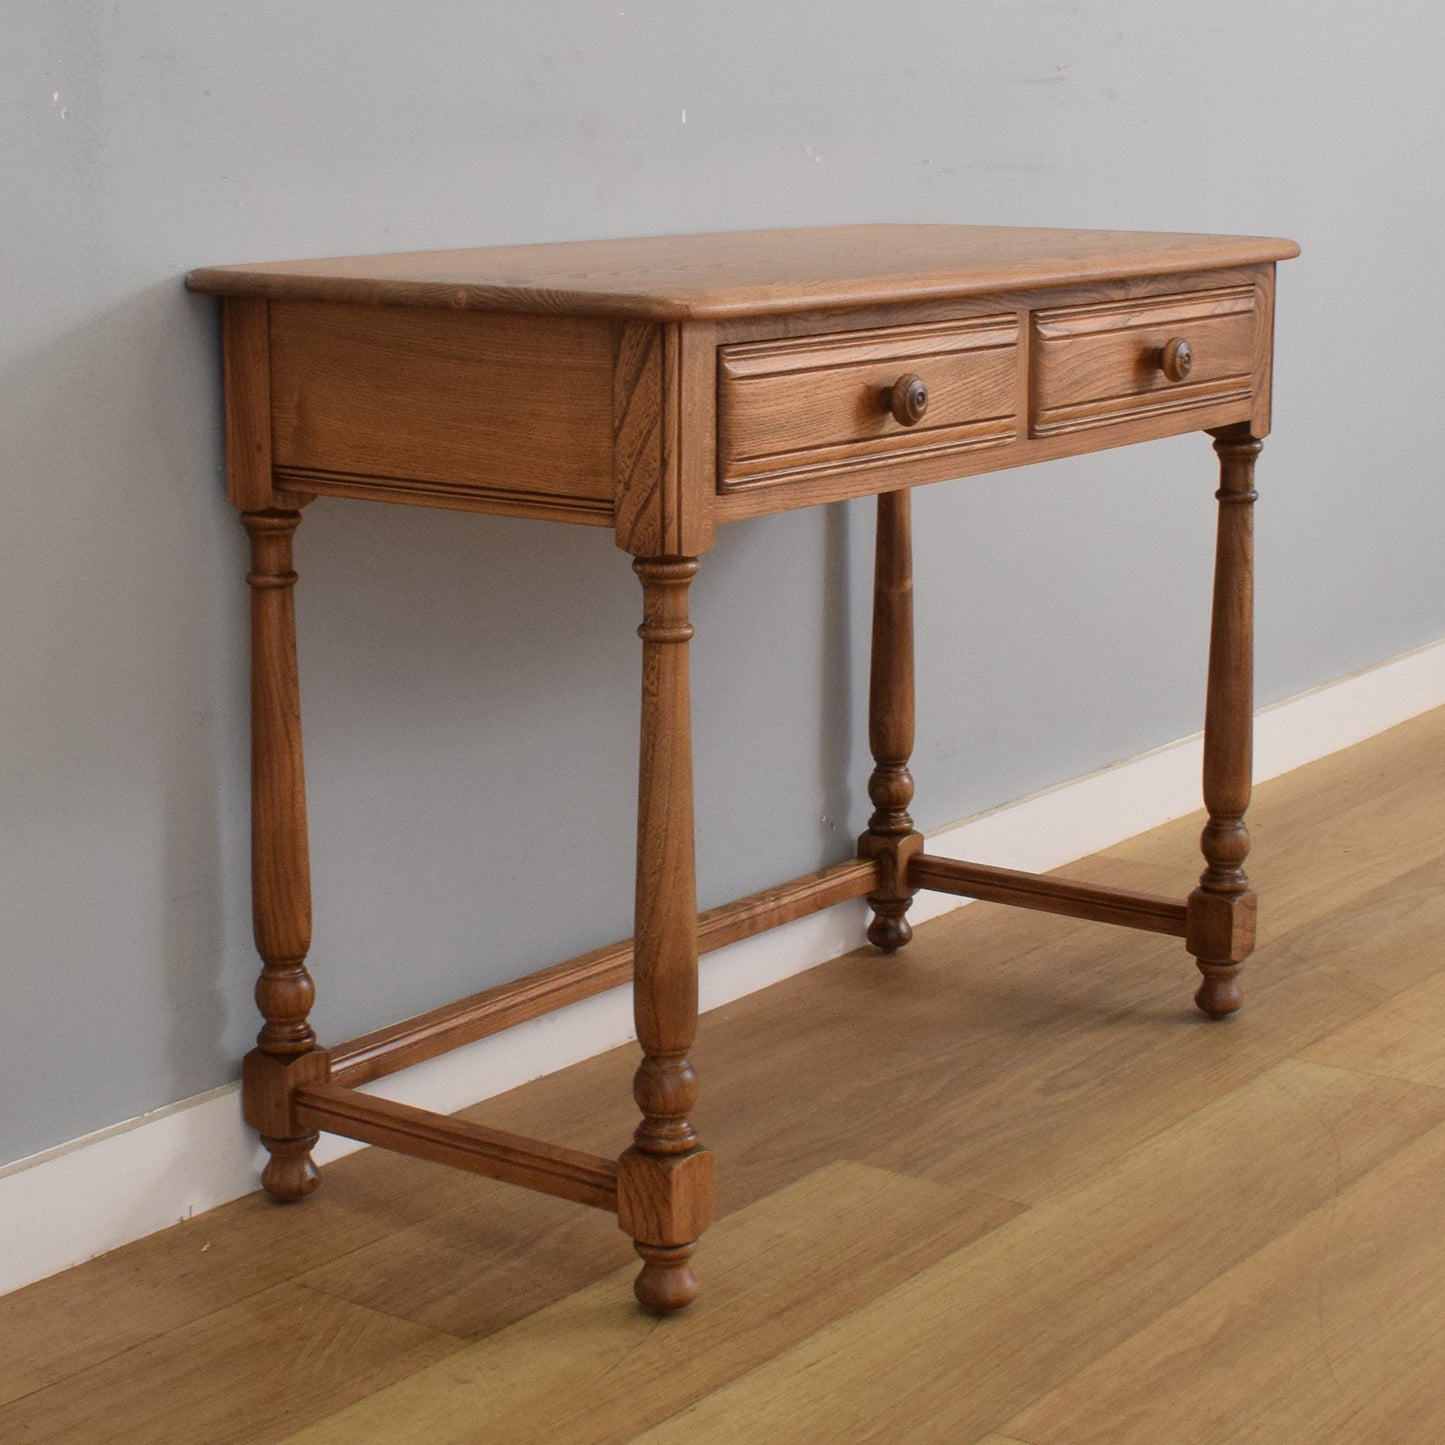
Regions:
[[866, 899, 913, 953], [260, 1132, 321, 1200], [632, 1240, 700, 1313], [1194, 964, 1243, 1017]]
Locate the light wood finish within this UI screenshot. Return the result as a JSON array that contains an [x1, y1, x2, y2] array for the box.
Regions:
[[198, 242, 1288, 538], [622, 557, 712, 1311], [241, 507, 324, 1202], [0, 1283, 462, 1445], [717, 315, 1018, 493], [1030, 284, 1256, 436], [5, 708, 1445, 1442], [858, 488, 923, 952], [911, 853, 1189, 935], [269, 302, 617, 525], [293, 1083, 619, 1211], [1187, 425, 1261, 1014], [189, 227, 1296, 1314], [329, 855, 878, 1087], [640, 1061, 1445, 1443], [0, 1156, 453, 1408], [1300, 970, 1445, 1086], [283, 1163, 1019, 1445], [1005, 1118, 1445, 1444], [221, 298, 274, 510], [188, 224, 1297, 319]]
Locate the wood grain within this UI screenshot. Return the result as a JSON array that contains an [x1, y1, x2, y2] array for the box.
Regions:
[[0, 1283, 462, 1444], [220, 297, 274, 510], [858, 488, 922, 952], [624, 556, 712, 1311], [1030, 285, 1256, 436], [1187, 426, 1260, 1014], [1299, 969, 1445, 1087], [718, 315, 1018, 491], [279, 1162, 1020, 1445], [188, 225, 1298, 320], [711, 375, 1256, 523], [293, 1083, 619, 1211], [242, 506, 322, 1201], [6, 708, 1444, 1442], [911, 853, 1188, 935], [635, 1061, 1445, 1443], [269, 302, 616, 521], [0, 1158, 452, 1407], [1005, 1118, 1445, 1443]]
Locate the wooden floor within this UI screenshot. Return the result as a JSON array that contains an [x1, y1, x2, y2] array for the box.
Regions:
[[4, 707, 1444, 1443]]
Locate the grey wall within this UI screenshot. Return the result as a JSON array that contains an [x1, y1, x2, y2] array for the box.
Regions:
[[4, 1, 1442, 1168]]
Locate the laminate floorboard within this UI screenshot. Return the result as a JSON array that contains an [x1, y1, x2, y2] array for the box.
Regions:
[[3, 704, 1442, 1442]]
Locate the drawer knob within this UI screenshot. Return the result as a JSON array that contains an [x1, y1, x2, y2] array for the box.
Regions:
[[889, 374, 930, 426], [1160, 337, 1194, 383]]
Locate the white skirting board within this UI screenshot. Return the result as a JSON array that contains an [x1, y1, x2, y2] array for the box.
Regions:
[[3, 636, 1443, 1298]]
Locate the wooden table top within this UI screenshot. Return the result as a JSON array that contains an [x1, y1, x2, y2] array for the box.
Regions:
[[187, 224, 1299, 321]]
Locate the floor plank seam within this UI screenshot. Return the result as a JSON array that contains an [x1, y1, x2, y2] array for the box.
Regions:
[[1285, 1056, 1445, 1093], [290, 1278, 474, 1345]]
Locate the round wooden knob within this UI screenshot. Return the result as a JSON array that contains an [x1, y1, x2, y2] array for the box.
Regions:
[[889, 374, 930, 427], [1160, 337, 1193, 383]]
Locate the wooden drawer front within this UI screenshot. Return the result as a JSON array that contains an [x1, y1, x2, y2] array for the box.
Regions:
[[718, 316, 1019, 492], [1031, 285, 1257, 437]]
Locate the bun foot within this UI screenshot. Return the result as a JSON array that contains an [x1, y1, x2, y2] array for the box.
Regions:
[[866, 901, 913, 954], [260, 1132, 320, 1201], [633, 1241, 700, 1313], [1194, 963, 1243, 1018]]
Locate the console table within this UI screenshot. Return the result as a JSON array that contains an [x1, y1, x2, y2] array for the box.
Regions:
[[188, 225, 1298, 1312]]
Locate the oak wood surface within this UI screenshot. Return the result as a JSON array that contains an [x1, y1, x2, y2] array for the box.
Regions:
[[187, 224, 1298, 320], [199, 226, 1296, 1329], [1300, 969, 1445, 1087], [1004, 1118, 1445, 1443], [1030, 284, 1257, 436], [858, 488, 922, 951], [717, 315, 1018, 490], [638, 1060, 1445, 1443], [293, 1084, 620, 1211], [1187, 426, 1261, 1013], [284, 1162, 1020, 1445], [623, 557, 712, 1311], [269, 302, 617, 520], [242, 507, 323, 1202], [710, 374, 1256, 523], [3, 707, 1443, 1442], [910, 853, 1189, 935], [201, 247, 1286, 534], [0, 1283, 463, 1445], [220, 298, 274, 510]]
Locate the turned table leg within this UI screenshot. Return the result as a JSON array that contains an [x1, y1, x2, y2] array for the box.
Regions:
[[617, 557, 714, 1312], [240, 507, 327, 1198], [859, 489, 924, 951], [1187, 427, 1261, 1016]]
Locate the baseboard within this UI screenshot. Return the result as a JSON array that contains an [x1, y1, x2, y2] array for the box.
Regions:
[[4, 636, 1443, 1297]]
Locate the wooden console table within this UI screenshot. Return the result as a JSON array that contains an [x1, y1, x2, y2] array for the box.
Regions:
[[188, 225, 1298, 1312]]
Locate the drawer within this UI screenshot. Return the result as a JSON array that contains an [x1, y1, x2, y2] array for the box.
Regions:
[[717, 316, 1019, 492], [1031, 285, 1257, 436]]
